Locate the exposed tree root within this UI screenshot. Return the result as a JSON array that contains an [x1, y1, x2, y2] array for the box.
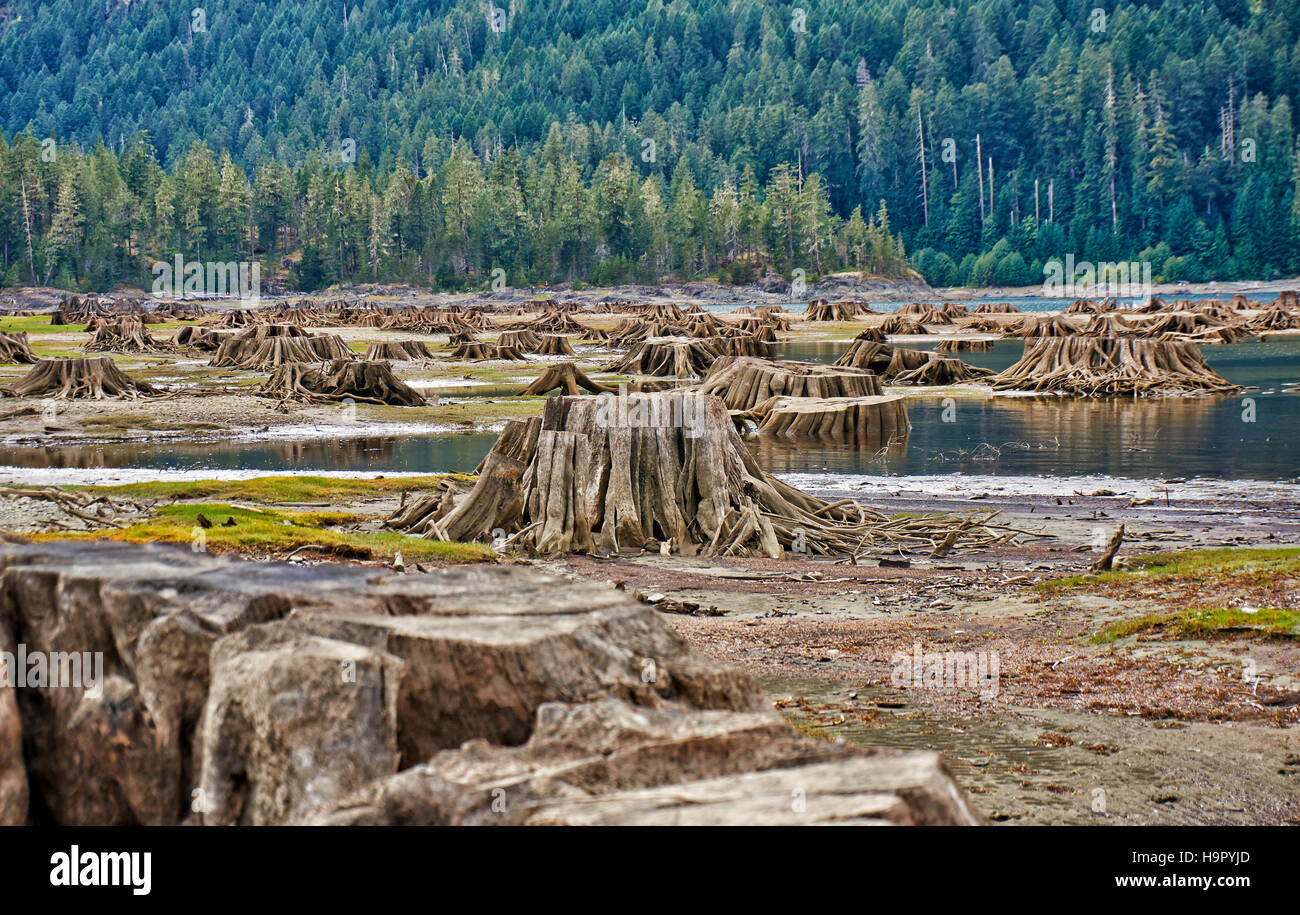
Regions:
[[210, 325, 353, 369], [257, 359, 428, 405], [0, 333, 37, 364], [389, 393, 1027, 558], [991, 337, 1242, 396], [364, 340, 435, 361], [9, 357, 159, 399], [85, 316, 171, 353], [518, 363, 616, 396]]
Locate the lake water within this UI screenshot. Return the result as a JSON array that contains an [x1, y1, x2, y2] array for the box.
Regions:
[[0, 332, 1295, 485]]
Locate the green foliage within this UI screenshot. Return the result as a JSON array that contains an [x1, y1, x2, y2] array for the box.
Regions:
[[1, 0, 1297, 290]]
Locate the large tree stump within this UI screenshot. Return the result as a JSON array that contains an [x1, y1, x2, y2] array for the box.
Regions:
[[1003, 314, 1077, 337], [174, 326, 227, 351], [518, 363, 616, 396], [0, 333, 37, 364], [497, 329, 542, 351], [991, 337, 1242, 396], [746, 395, 910, 444], [393, 393, 1016, 559], [972, 302, 1021, 314], [9, 357, 159, 399], [607, 336, 721, 377], [365, 340, 435, 361], [935, 339, 995, 353], [878, 316, 929, 334], [257, 359, 428, 405], [699, 356, 882, 410], [803, 300, 874, 321], [535, 334, 575, 356], [85, 316, 170, 353], [210, 325, 353, 369], [450, 342, 525, 360]]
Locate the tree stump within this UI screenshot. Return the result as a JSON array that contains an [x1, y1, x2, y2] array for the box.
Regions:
[[991, 337, 1242, 396], [972, 302, 1021, 314], [497, 329, 543, 351], [699, 356, 882, 410], [364, 341, 435, 361], [935, 339, 994, 353], [257, 359, 428, 405], [450, 342, 525, 360], [210, 325, 353, 369], [85, 316, 170, 353], [746, 395, 910, 444], [10, 357, 159, 399], [803, 300, 874, 321], [607, 336, 721, 377], [392, 393, 1013, 559], [0, 333, 37, 364], [518, 363, 616, 396], [1003, 314, 1077, 337], [535, 334, 575, 356], [175, 326, 227, 351], [878, 316, 929, 334]]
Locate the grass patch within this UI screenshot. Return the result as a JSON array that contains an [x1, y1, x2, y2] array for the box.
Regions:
[[77, 473, 467, 504], [32, 502, 494, 563], [0, 316, 82, 334], [1040, 546, 1300, 592], [1093, 607, 1300, 644]]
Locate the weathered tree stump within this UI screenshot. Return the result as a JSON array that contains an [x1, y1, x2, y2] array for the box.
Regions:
[[878, 315, 929, 334], [991, 337, 1242, 396], [746, 395, 910, 444], [9, 357, 159, 399], [210, 325, 353, 369], [518, 363, 616, 396], [0, 333, 37, 364], [803, 300, 875, 321], [607, 336, 721, 377], [364, 340, 435, 361], [257, 359, 428, 405], [935, 339, 995, 353], [174, 326, 228, 351], [449, 342, 525, 360], [699, 356, 882, 410], [85, 316, 170, 353], [972, 302, 1021, 314], [392, 393, 1018, 559], [497, 329, 543, 351], [535, 334, 575, 356], [1003, 314, 1077, 337]]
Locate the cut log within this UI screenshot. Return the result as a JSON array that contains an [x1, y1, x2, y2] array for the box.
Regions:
[[607, 336, 721, 377], [698, 356, 882, 410], [257, 359, 428, 405], [9, 357, 159, 399], [991, 337, 1242, 396], [364, 340, 435, 361], [0, 333, 37, 364], [518, 363, 616, 396]]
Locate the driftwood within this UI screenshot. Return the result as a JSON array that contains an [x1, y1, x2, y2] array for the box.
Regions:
[[608, 336, 720, 377], [991, 338, 1242, 396], [257, 359, 427, 405], [745, 395, 910, 444], [519, 363, 616, 396], [210, 325, 353, 369], [391, 393, 1024, 558], [1091, 524, 1125, 571], [0, 333, 37, 364], [699, 357, 881, 410], [9, 357, 159, 399], [364, 340, 435, 361]]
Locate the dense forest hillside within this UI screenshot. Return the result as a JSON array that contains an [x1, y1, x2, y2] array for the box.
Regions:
[[1, 0, 1298, 292]]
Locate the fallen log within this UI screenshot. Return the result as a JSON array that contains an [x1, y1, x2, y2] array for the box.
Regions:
[[9, 357, 159, 399]]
